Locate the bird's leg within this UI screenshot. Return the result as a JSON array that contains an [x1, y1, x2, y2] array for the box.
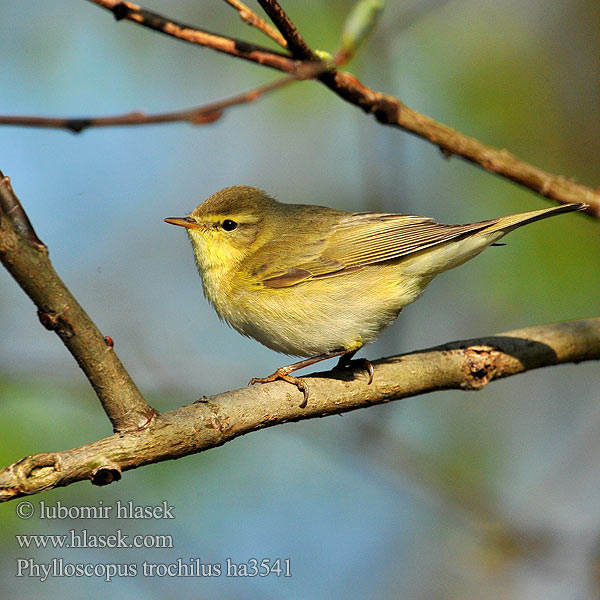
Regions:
[[250, 349, 350, 408], [335, 350, 374, 385]]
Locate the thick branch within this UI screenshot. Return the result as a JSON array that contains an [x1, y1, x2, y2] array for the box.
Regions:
[[1, 318, 598, 501], [0, 176, 154, 432]]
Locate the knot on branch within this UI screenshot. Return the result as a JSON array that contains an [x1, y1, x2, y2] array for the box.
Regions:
[[0, 230, 17, 254], [204, 402, 231, 436], [373, 98, 399, 125], [91, 463, 122, 486], [66, 118, 92, 134], [462, 345, 500, 390], [2, 453, 63, 498], [111, 2, 131, 21], [37, 309, 60, 330], [439, 147, 454, 160], [37, 307, 74, 337], [234, 39, 255, 55]]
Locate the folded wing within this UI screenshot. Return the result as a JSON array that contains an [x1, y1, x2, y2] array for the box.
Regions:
[[262, 212, 497, 288]]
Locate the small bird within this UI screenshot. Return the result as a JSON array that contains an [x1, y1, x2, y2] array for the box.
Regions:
[[165, 186, 585, 405]]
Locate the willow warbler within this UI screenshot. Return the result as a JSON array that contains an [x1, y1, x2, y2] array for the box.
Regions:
[[165, 186, 585, 404]]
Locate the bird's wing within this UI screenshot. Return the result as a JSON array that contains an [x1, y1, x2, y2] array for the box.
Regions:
[[262, 212, 497, 289]]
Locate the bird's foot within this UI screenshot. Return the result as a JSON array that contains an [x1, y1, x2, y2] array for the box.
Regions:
[[250, 369, 310, 407], [250, 349, 369, 408], [336, 353, 374, 384]]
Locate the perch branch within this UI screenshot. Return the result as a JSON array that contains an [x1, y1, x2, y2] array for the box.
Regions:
[[0, 174, 154, 432], [1, 317, 598, 501]]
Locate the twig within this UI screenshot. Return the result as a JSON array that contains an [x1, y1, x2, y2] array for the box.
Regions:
[[81, 0, 600, 215], [85, 0, 305, 74], [1, 317, 598, 501], [256, 0, 600, 216], [321, 71, 600, 217], [256, 0, 316, 60], [0, 176, 154, 432], [0, 77, 295, 133], [222, 0, 287, 48]]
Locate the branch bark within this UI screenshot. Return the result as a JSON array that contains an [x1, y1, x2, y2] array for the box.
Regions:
[[1, 318, 598, 502], [0, 175, 154, 432]]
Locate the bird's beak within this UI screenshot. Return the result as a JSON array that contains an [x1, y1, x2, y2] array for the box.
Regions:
[[164, 216, 203, 230]]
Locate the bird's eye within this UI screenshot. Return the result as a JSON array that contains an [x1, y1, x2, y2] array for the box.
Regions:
[[222, 219, 238, 231]]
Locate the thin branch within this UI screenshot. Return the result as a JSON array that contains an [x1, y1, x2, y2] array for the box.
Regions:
[[256, 0, 316, 60], [319, 70, 600, 217], [222, 0, 287, 48], [0, 177, 154, 432], [85, 0, 308, 74], [1, 317, 598, 501], [0, 77, 295, 133], [81, 0, 600, 215], [257, 0, 600, 216]]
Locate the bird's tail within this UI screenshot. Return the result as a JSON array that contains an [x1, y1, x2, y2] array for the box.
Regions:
[[399, 201, 586, 282], [480, 202, 587, 235]]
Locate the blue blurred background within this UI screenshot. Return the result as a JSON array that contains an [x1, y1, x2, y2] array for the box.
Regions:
[[1, 0, 599, 597]]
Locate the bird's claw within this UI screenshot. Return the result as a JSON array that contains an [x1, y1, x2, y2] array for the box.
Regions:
[[356, 358, 374, 385], [336, 356, 374, 384], [250, 371, 310, 408]]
